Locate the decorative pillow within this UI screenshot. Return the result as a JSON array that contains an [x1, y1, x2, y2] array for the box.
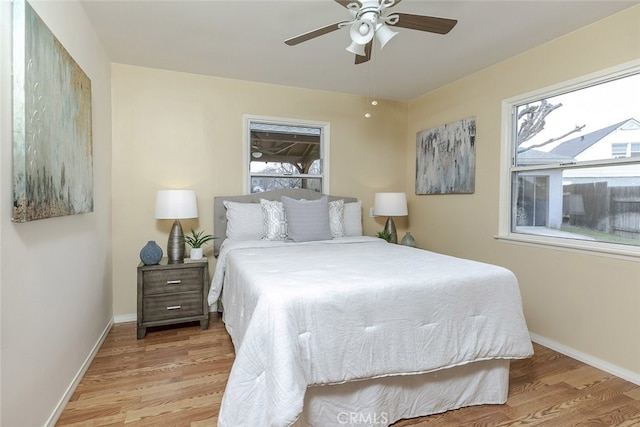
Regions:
[[260, 199, 287, 241], [344, 201, 363, 236], [223, 201, 263, 241], [281, 196, 332, 242], [328, 199, 345, 238]]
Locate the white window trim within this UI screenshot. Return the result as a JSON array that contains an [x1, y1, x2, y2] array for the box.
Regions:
[[242, 114, 330, 195], [497, 59, 640, 261]]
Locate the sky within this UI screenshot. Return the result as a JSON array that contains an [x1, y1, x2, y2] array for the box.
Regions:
[[519, 71, 640, 152]]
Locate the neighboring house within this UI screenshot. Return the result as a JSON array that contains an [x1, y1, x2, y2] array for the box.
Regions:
[[516, 118, 640, 233], [553, 118, 640, 187], [551, 118, 640, 163], [516, 150, 572, 229]]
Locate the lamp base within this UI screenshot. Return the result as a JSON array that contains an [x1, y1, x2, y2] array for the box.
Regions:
[[167, 219, 185, 264], [384, 217, 398, 244]]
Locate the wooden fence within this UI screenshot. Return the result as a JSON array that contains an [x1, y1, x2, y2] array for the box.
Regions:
[[563, 183, 640, 240]]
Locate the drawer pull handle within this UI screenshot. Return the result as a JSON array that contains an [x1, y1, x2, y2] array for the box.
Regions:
[[166, 280, 181, 285], [166, 305, 182, 310]]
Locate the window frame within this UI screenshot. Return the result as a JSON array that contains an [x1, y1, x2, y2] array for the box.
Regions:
[[243, 114, 330, 194], [498, 60, 640, 260]]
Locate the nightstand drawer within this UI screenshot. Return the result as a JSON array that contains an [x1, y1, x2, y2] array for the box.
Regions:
[[143, 268, 203, 295], [143, 293, 203, 321]]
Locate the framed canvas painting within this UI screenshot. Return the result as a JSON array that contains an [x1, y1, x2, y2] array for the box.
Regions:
[[415, 117, 476, 195], [12, 0, 93, 222]]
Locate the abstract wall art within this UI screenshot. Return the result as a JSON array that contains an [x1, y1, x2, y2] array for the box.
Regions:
[[12, 0, 93, 222], [415, 117, 476, 195]]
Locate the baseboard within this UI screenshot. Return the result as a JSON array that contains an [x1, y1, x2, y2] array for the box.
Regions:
[[530, 332, 640, 386], [45, 318, 114, 427], [114, 313, 136, 323]]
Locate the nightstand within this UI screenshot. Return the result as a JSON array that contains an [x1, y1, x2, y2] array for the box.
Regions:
[[137, 257, 209, 339]]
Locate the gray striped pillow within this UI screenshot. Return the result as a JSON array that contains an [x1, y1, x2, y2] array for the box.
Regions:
[[281, 196, 332, 242]]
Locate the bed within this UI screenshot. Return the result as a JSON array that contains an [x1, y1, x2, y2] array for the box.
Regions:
[[209, 189, 533, 427]]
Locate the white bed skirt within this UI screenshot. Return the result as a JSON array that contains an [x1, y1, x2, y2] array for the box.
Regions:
[[294, 359, 510, 427]]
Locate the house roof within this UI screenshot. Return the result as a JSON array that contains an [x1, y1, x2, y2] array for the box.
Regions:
[[550, 118, 639, 158]]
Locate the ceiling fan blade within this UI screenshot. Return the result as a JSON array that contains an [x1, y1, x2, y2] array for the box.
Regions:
[[285, 21, 349, 46], [334, 0, 361, 8], [354, 40, 372, 64], [392, 13, 457, 35]]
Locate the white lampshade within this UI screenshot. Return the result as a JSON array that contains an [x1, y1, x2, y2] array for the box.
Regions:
[[346, 40, 367, 56], [349, 19, 375, 46], [155, 189, 198, 219], [374, 192, 408, 217], [375, 24, 398, 49]]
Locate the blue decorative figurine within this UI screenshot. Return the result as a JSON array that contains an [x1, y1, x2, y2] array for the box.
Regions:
[[140, 240, 163, 265]]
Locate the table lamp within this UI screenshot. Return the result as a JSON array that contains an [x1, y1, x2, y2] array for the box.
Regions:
[[374, 192, 408, 244], [155, 189, 198, 263]]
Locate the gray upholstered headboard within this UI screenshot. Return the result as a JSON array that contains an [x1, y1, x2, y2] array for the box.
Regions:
[[213, 188, 357, 257]]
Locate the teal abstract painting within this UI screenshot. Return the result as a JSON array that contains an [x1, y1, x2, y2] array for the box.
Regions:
[[12, 0, 93, 222]]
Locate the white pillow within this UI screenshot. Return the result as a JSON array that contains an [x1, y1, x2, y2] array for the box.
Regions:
[[260, 199, 287, 241], [344, 201, 363, 236], [223, 201, 263, 241], [328, 199, 345, 238]]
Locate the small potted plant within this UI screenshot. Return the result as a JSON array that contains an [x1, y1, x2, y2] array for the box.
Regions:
[[376, 229, 392, 242], [183, 229, 214, 260]]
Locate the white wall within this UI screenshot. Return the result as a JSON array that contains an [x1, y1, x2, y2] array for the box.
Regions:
[[0, 1, 112, 425]]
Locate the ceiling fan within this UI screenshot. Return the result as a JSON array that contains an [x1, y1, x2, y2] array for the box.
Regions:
[[284, 0, 458, 64]]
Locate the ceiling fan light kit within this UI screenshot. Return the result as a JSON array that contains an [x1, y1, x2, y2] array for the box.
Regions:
[[374, 23, 398, 49], [348, 19, 374, 45], [345, 0, 399, 54], [346, 40, 367, 56], [284, 0, 457, 65]]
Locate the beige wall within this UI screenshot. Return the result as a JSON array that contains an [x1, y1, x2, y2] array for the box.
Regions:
[[0, 1, 113, 425], [407, 6, 640, 379], [111, 64, 407, 318]]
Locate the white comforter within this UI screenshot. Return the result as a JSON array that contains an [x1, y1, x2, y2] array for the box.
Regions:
[[209, 237, 533, 427]]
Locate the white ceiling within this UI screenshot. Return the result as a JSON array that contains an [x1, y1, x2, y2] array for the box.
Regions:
[[79, 0, 639, 102]]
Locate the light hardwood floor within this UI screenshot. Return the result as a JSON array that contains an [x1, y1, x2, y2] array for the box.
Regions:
[[56, 316, 640, 426]]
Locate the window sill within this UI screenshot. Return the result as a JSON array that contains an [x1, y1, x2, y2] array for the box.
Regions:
[[495, 233, 640, 262]]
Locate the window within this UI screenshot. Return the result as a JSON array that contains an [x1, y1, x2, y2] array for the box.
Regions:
[[244, 116, 329, 194], [500, 62, 640, 255], [612, 143, 628, 158], [516, 175, 549, 227], [612, 142, 640, 158]]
